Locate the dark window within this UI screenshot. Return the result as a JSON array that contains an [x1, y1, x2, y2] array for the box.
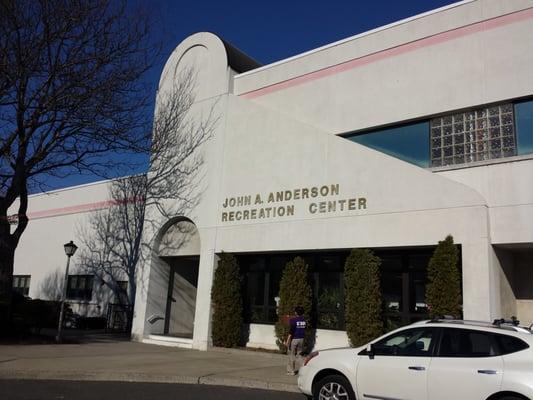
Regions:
[[313, 255, 344, 330], [116, 281, 128, 304], [372, 328, 437, 357], [346, 121, 430, 167], [495, 334, 529, 355], [515, 99, 533, 156], [438, 328, 497, 358], [67, 275, 94, 301], [379, 251, 436, 331], [13, 275, 31, 296]]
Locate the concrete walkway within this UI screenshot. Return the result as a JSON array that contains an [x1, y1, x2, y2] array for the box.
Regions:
[[0, 338, 299, 393]]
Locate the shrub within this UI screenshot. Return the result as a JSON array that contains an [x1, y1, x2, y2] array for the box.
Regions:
[[211, 253, 243, 348], [426, 235, 461, 318], [344, 249, 383, 347], [274, 256, 313, 352], [12, 297, 72, 333]]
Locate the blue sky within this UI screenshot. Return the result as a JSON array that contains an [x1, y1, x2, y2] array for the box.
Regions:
[[47, 0, 459, 191]]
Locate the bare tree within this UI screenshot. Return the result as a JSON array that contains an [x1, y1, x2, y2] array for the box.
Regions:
[[77, 69, 217, 323], [0, 0, 157, 329]]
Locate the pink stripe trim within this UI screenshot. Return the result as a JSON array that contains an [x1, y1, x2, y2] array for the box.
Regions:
[[240, 8, 533, 99], [7, 197, 143, 223]]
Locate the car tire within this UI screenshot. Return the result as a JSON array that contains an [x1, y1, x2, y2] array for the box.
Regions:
[[313, 374, 356, 400]]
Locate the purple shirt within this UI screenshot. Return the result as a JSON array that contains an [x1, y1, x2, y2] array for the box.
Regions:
[[289, 316, 306, 339]]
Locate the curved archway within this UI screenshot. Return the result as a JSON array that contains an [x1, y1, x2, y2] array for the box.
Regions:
[[153, 217, 201, 339]]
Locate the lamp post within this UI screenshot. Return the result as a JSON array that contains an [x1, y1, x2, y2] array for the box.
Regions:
[[56, 240, 78, 343]]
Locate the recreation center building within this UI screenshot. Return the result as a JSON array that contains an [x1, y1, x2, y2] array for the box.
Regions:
[[11, 0, 533, 350]]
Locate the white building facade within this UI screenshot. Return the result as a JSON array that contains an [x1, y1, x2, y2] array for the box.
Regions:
[[12, 0, 533, 350]]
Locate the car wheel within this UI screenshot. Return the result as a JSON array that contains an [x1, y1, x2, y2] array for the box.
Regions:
[[498, 397, 526, 400], [313, 374, 356, 400]]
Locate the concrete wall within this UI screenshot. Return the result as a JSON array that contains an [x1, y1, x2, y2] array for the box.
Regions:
[[11, 180, 119, 317], [235, 0, 533, 134]]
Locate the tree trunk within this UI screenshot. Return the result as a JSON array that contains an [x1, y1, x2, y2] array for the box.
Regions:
[[0, 222, 15, 335]]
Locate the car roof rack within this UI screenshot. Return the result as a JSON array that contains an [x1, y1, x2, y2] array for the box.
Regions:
[[427, 316, 532, 333], [493, 317, 520, 327]]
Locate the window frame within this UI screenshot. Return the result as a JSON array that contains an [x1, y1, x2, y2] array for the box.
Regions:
[[66, 274, 94, 301], [435, 327, 501, 358], [359, 327, 439, 358], [13, 275, 31, 296]]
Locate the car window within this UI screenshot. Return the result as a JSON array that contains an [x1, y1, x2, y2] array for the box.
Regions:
[[495, 334, 529, 355], [373, 328, 436, 357], [438, 328, 497, 358]]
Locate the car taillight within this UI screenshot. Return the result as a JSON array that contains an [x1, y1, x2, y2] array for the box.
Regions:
[[304, 351, 319, 366]]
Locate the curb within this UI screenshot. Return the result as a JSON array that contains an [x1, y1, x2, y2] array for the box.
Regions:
[[209, 346, 287, 361], [0, 370, 300, 393]]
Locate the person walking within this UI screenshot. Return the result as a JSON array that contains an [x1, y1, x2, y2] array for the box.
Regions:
[[285, 305, 306, 375]]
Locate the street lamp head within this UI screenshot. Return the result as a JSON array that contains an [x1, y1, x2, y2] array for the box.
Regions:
[[63, 240, 78, 257]]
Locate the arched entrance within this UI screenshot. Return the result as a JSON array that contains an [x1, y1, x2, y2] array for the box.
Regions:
[[157, 218, 200, 339]]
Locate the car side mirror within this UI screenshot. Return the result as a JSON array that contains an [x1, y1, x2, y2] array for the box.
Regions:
[[366, 343, 375, 360]]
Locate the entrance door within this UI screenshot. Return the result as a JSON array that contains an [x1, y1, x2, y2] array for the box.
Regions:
[[163, 256, 199, 338]]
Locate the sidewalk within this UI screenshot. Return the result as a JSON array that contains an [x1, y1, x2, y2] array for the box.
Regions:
[[0, 336, 299, 393]]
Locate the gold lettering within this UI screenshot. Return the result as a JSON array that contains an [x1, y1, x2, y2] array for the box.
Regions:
[[243, 210, 250, 220], [319, 202, 326, 213], [222, 198, 228, 208], [222, 212, 228, 221], [302, 188, 309, 199], [320, 186, 329, 196], [235, 211, 242, 220], [228, 211, 235, 221], [309, 203, 317, 214], [284, 190, 292, 201], [338, 199, 347, 211], [259, 209, 265, 218], [328, 201, 336, 212], [287, 205, 295, 216], [229, 198, 236, 207], [348, 198, 357, 210], [244, 195, 251, 206], [294, 189, 301, 200], [276, 192, 284, 202], [331, 184, 340, 196], [311, 187, 318, 197], [251, 209, 257, 219], [358, 198, 367, 209], [267, 193, 274, 203], [278, 207, 285, 217]]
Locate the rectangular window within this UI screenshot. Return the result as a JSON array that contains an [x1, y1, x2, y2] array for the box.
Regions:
[[515, 99, 533, 156], [438, 328, 498, 358], [67, 275, 94, 301], [238, 249, 440, 331], [116, 281, 128, 304], [13, 275, 31, 296], [431, 104, 516, 167], [347, 121, 430, 167]]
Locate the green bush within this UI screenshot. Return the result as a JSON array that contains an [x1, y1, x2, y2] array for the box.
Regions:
[[211, 253, 243, 348], [12, 297, 72, 333], [344, 249, 383, 347], [274, 256, 313, 352], [426, 235, 461, 319]]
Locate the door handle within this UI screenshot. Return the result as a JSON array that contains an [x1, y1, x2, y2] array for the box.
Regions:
[[408, 366, 426, 371], [477, 370, 498, 375]]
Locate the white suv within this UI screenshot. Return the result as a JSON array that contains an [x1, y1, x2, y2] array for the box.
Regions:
[[298, 319, 533, 400]]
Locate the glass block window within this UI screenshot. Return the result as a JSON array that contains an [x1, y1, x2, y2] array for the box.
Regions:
[[13, 275, 31, 296], [431, 104, 516, 167]]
